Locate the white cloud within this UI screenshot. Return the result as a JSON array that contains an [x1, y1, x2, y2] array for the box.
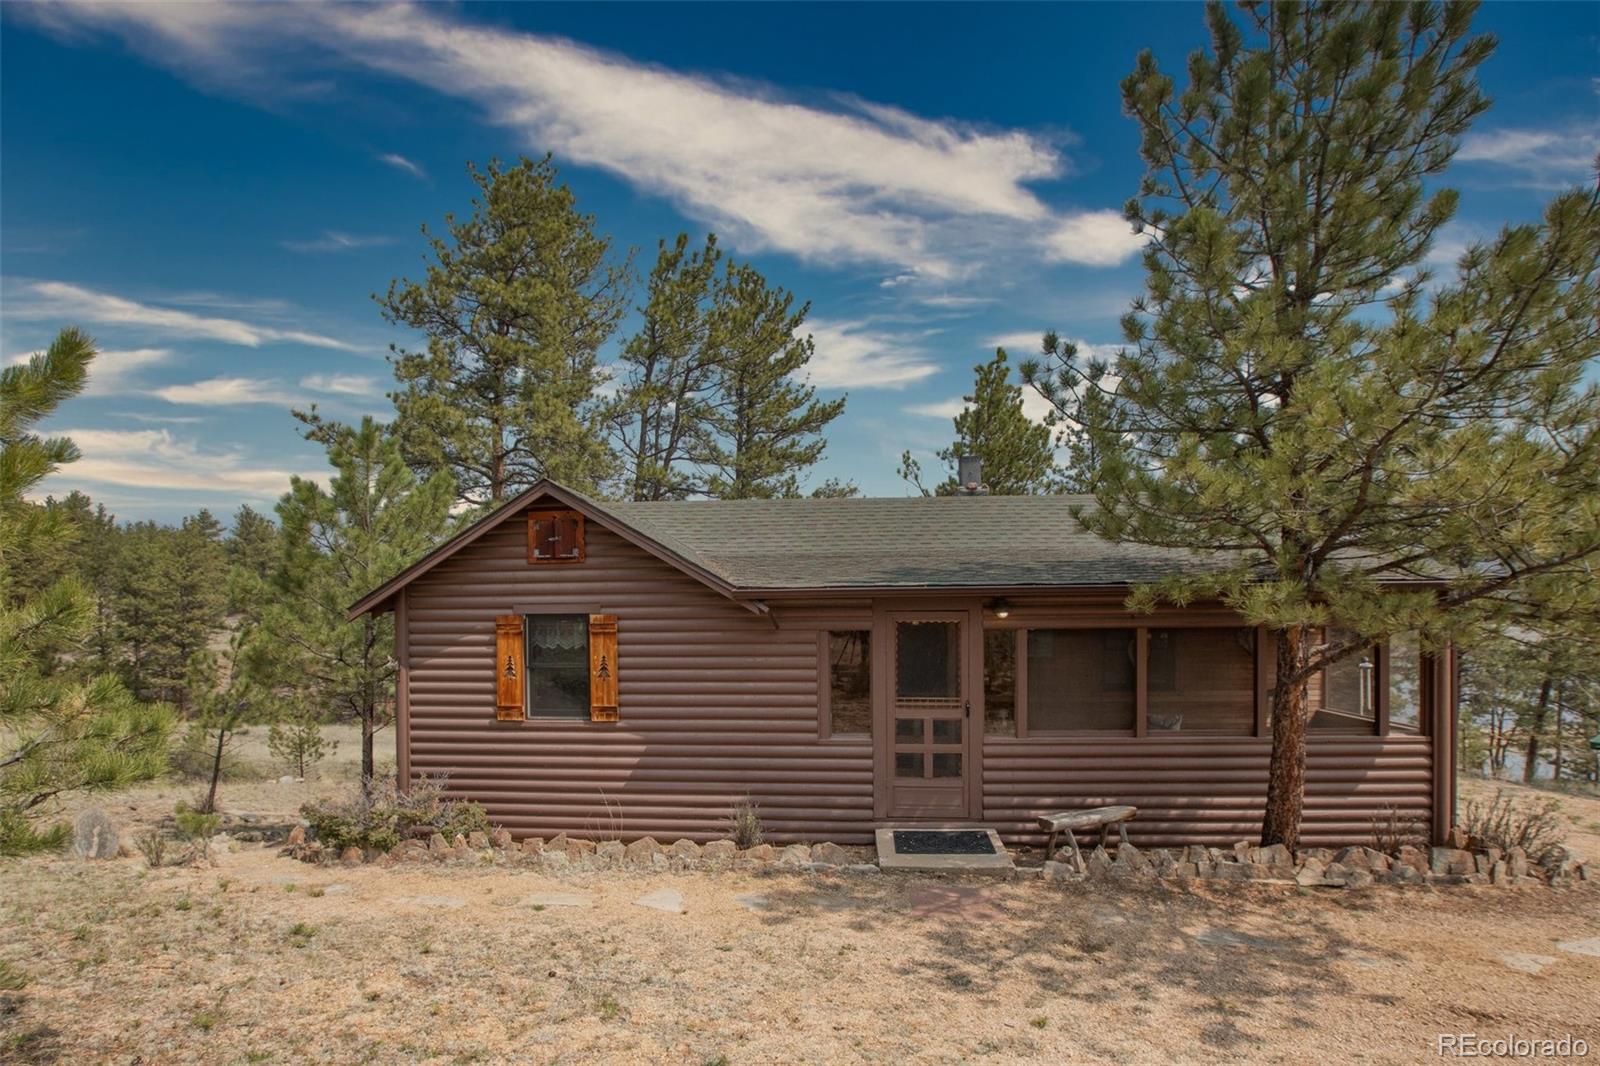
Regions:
[[25, 3, 1143, 278], [7, 344, 174, 399], [301, 372, 381, 396], [804, 319, 940, 389], [378, 152, 427, 179], [1456, 124, 1600, 188], [151, 376, 303, 406], [10, 281, 358, 350], [41, 427, 316, 500], [281, 230, 395, 253], [903, 397, 967, 420], [983, 330, 1047, 355], [1042, 209, 1149, 266]]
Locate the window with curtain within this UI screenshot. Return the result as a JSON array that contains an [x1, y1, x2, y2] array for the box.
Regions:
[[526, 615, 590, 718]]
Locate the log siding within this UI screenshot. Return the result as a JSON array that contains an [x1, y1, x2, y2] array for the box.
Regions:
[[402, 499, 1450, 846]]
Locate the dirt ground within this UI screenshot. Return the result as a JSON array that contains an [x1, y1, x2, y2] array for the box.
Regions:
[[3, 744, 1598, 1065]]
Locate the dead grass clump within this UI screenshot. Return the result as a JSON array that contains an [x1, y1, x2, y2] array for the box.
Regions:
[[301, 775, 490, 853], [134, 828, 169, 868], [1369, 804, 1429, 852], [1461, 788, 1567, 864], [726, 797, 763, 850]]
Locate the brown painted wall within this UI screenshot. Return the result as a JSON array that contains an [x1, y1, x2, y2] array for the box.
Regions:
[[404, 500, 1445, 846]]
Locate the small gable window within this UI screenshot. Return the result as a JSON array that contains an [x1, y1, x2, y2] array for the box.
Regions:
[[528, 510, 585, 563]]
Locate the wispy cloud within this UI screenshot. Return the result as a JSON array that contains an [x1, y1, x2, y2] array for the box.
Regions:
[[1456, 123, 1600, 188], [42, 427, 317, 500], [8, 344, 173, 398], [151, 376, 303, 406], [904, 386, 1057, 426], [301, 372, 381, 396], [280, 230, 396, 254], [8, 281, 358, 350], [23, 3, 1145, 280], [805, 319, 941, 389], [378, 151, 427, 180]]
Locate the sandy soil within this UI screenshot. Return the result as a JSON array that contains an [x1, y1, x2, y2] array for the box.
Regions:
[[4, 841, 1597, 1064], [1458, 775, 1600, 861], [4, 745, 1596, 1064]]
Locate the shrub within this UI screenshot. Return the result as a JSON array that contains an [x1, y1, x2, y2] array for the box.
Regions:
[[174, 801, 221, 863], [1461, 788, 1567, 865], [726, 797, 763, 850], [134, 828, 170, 868], [300, 775, 490, 853], [1369, 804, 1429, 853]]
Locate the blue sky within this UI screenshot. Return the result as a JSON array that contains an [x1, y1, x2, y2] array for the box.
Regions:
[[3, 2, 1596, 522]]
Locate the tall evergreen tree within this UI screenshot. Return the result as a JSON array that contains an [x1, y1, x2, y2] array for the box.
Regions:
[[0, 328, 173, 853], [267, 417, 454, 789], [900, 348, 1057, 496], [109, 512, 228, 710], [1024, 2, 1600, 846], [702, 263, 845, 499], [607, 233, 724, 500], [378, 155, 630, 505]]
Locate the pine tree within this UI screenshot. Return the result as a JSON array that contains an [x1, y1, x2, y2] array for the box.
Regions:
[[702, 263, 845, 499], [378, 155, 630, 505], [267, 417, 454, 790], [608, 233, 724, 500], [185, 628, 280, 814], [1023, 2, 1600, 847], [0, 328, 174, 853], [901, 348, 1056, 496]]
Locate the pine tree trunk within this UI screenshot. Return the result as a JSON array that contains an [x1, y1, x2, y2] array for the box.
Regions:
[[1523, 678, 1552, 783], [1261, 625, 1309, 849], [204, 727, 226, 814]]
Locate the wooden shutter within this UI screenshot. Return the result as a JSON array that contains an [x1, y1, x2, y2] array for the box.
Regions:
[[588, 614, 618, 722], [495, 615, 525, 721], [528, 511, 585, 563]]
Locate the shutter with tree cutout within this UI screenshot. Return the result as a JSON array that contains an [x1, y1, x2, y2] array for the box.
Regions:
[[588, 614, 618, 722], [495, 615, 525, 721]]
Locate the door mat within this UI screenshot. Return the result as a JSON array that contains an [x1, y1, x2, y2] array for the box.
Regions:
[[891, 830, 997, 855]]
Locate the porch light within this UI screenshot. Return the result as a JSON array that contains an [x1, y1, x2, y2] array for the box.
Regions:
[[991, 599, 1011, 619]]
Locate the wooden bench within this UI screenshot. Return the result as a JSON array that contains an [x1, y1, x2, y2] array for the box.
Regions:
[[1037, 805, 1138, 873]]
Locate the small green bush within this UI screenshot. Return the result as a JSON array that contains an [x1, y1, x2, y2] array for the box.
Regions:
[[135, 828, 170, 868], [174, 803, 221, 843], [301, 776, 490, 853]]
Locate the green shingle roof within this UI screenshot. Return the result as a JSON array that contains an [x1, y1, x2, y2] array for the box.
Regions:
[[604, 494, 1234, 590]]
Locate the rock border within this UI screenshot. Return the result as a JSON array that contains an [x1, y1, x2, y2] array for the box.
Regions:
[[280, 827, 1590, 890]]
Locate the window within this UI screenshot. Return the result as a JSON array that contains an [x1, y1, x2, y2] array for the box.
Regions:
[[526, 615, 590, 718], [896, 620, 960, 699], [1027, 628, 1136, 732], [982, 630, 1018, 735], [1147, 628, 1255, 734], [825, 630, 872, 736], [1309, 629, 1376, 734], [1388, 632, 1422, 734], [528, 510, 584, 563]]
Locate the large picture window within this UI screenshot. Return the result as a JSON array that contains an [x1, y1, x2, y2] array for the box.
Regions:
[[1027, 628, 1136, 732], [1146, 628, 1255, 734], [526, 615, 590, 718], [825, 630, 872, 736]]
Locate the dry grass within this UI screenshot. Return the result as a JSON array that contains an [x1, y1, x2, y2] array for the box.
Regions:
[[3, 838, 1598, 1063], [1, 755, 1596, 1063]]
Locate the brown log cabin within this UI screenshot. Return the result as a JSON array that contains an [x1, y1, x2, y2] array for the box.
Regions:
[[348, 479, 1458, 848]]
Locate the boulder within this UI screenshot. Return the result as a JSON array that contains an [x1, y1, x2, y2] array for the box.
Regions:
[[566, 838, 597, 858], [1172, 862, 1199, 881], [1323, 861, 1350, 885], [1342, 869, 1375, 889], [1111, 842, 1150, 877], [467, 831, 489, 849], [668, 838, 701, 862], [1429, 847, 1474, 877], [623, 837, 662, 866], [1334, 846, 1369, 870], [428, 832, 449, 853], [1250, 843, 1292, 868], [778, 843, 813, 867], [1445, 826, 1470, 850], [521, 837, 545, 856], [702, 839, 738, 863], [72, 808, 120, 860], [1211, 862, 1251, 882], [1085, 845, 1114, 878], [595, 840, 625, 865], [1295, 858, 1327, 887], [740, 844, 777, 864], [1508, 847, 1529, 879], [811, 842, 851, 866], [844, 863, 880, 875], [1396, 845, 1429, 872], [540, 850, 570, 871], [340, 845, 364, 864], [1042, 860, 1073, 881], [546, 833, 569, 854], [490, 828, 513, 850], [285, 825, 307, 848], [1232, 840, 1253, 864], [1182, 845, 1209, 865]]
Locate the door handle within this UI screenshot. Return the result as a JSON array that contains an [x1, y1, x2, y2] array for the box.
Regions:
[[964, 699, 971, 719]]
